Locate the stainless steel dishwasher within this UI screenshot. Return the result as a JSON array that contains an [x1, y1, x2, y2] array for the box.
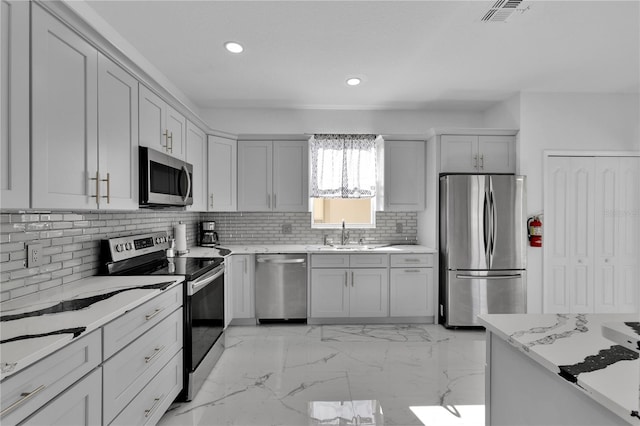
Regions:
[[255, 254, 307, 323]]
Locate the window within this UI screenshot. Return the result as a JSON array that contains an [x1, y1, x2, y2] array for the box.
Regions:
[[310, 134, 382, 228]]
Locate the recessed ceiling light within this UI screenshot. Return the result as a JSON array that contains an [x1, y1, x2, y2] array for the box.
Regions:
[[346, 77, 361, 86], [224, 42, 244, 54]]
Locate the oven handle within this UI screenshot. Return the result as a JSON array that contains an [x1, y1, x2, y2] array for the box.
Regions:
[[189, 264, 224, 296]]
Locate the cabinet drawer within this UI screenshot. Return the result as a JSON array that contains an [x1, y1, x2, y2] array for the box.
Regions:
[[1, 330, 101, 425], [349, 254, 388, 268], [110, 350, 183, 426], [103, 284, 182, 359], [103, 308, 183, 424], [21, 367, 102, 426], [311, 254, 350, 268], [390, 254, 433, 268]]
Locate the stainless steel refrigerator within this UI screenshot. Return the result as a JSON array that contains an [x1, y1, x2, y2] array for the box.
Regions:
[[439, 174, 527, 327]]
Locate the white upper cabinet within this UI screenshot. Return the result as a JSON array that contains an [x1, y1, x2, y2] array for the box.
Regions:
[[208, 135, 237, 211], [237, 140, 308, 212], [1, 0, 29, 209], [139, 84, 185, 160], [440, 134, 515, 173], [97, 54, 139, 210], [384, 140, 425, 211], [31, 4, 99, 209], [32, 5, 139, 210], [186, 121, 207, 211]]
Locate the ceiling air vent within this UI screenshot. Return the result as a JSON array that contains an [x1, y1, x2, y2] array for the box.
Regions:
[[481, 0, 526, 23]]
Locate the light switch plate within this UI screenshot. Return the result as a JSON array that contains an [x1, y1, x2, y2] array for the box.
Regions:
[[28, 243, 43, 267], [282, 223, 292, 234], [396, 222, 403, 234]]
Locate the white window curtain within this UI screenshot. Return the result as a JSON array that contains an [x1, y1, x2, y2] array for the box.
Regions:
[[310, 134, 378, 198]]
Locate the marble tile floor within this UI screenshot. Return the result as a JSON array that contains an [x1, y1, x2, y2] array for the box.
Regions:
[[158, 324, 486, 426]]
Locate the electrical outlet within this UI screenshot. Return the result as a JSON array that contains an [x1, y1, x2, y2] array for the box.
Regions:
[[28, 243, 43, 267], [396, 222, 403, 234], [282, 223, 292, 234]]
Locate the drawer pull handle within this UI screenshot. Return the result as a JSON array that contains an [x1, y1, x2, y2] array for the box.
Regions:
[[145, 308, 164, 321], [1, 385, 46, 417], [404, 269, 421, 273], [404, 259, 421, 262], [144, 397, 162, 418], [144, 345, 165, 364]]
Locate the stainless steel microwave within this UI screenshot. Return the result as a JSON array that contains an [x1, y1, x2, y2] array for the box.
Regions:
[[139, 147, 193, 207]]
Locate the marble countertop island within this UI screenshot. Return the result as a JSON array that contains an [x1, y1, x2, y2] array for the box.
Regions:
[[0, 275, 184, 381], [479, 313, 640, 425]]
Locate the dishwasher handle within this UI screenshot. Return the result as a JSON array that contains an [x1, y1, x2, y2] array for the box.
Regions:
[[257, 258, 306, 264]]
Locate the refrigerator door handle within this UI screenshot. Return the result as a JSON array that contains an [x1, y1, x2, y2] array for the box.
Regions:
[[483, 189, 490, 260], [455, 274, 522, 280], [489, 188, 496, 259]]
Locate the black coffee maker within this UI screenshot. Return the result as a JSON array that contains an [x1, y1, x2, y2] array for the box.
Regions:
[[200, 221, 220, 247]]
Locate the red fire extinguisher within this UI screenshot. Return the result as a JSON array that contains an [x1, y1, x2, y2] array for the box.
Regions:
[[527, 216, 542, 247]]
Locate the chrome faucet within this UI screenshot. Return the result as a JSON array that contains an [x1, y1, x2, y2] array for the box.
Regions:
[[341, 220, 350, 245]]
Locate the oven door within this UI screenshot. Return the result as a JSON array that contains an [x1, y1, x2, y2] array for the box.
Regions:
[[140, 147, 193, 207]]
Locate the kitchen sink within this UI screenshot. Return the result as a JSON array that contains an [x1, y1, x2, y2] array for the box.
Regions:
[[315, 244, 389, 251]]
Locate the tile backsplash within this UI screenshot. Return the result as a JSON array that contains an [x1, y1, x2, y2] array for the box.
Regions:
[[0, 210, 201, 302], [0, 209, 416, 302], [205, 211, 417, 246]]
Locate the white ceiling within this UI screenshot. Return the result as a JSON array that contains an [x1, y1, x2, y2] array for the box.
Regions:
[[85, 0, 639, 111]]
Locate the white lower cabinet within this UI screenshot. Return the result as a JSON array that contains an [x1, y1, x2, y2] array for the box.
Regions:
[[0, 330, 102, 425], [22, 368, 102, 426], [109, 351, 182, 426], [229, 254, 255, 322], [389, 254, 435, 317], [310, 254, 388, 318]]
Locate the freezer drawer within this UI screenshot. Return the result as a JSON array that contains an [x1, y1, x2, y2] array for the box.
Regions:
[[445, 270, 525, 327]]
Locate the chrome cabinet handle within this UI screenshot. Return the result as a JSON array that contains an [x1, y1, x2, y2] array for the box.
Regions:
[[101, 173, 111, 204], [145, 307, 164, 321], [209, 194, 214, 208], [344, 271, 348, 287], [90, 171, 100, 204], [273, 194, 276, 209], [167, 132, 173, 153], [474, 154, 478, 170], [1, 385, 46, 416], [144, 398, 162, 418], [144, 345, 165, 364], [162, 130, 169, 151], [351, 271, 354, 287], [480, 154, 484, 170], [404, 269, 421, 273], [404, 258, 420, 263]]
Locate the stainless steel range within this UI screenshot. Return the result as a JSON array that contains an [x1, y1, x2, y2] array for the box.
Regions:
[[101, 231, 226, 401]]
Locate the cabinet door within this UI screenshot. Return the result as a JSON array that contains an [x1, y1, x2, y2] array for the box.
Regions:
[[594, 157, 640, 313], [384, 141, 425, 211], [231, 255, 254, 319], [208, 135, 237, 211], [237, 141, 272, 211], [138, 84, 167, 154], [273, 140, 308, 212], [440, 135, 478, 173], [350, 269, 388, 317], [22, 368, 102, 426], [31, 5, 98, 209], [1, 0, 29, 208], [544, 157, 595, 313], [186, 121, 207, 211], [390, 268, 433, 317], [97, 54, 138, 210], [478, 135, 516, 173], [310, 269, 349, 317], [166, 105, 186, 159]]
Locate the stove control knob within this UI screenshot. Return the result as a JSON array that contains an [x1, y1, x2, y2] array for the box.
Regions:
[[125, 242, 133, 251], [115, 243, 124, 252], [155, 237, 161, 244]]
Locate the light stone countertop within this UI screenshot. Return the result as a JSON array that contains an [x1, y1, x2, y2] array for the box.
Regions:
[[479, 313, 640, 425], [184, 244, 437, 258], [0, 275, 184, 381]]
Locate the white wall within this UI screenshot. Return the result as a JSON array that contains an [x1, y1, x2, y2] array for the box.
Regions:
[[200, 107, 484, 135], [485, 92, 640, 314]]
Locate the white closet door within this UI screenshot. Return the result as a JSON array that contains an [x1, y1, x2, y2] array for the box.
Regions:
[[614, 157, 640, 312], [544, 157, 595, 313]]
